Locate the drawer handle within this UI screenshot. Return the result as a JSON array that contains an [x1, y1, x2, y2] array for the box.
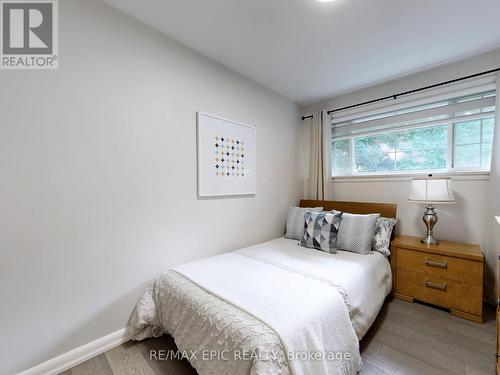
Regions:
[[425, 279, 447, 291], [425, 258, 447, 269]]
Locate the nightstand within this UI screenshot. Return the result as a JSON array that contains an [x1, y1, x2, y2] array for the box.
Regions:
[[391, 235, 484, 323]]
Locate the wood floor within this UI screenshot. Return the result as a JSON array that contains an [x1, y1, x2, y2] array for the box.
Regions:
[[61, 299, 496, 375]]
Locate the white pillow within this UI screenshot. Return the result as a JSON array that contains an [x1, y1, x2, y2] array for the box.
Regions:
[[285, 206, 323, 240], [333, 210, 379, 255]]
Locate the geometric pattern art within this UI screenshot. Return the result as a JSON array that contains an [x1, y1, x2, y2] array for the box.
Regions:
[[197, 112, 255, 197], [214, 136, 245, 177], [299, 211, 343, 254]]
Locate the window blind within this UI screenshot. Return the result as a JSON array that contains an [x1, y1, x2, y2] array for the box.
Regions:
[[332, 90, 496, 139]]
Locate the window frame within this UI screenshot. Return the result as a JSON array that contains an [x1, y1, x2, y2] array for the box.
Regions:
[[332, 114, 495, 178]]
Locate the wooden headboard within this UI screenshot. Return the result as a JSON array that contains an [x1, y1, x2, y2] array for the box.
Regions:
[[299, 200, 397, 218]]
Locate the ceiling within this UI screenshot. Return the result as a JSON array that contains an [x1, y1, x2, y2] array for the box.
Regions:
[[105, 0, 500, 105]]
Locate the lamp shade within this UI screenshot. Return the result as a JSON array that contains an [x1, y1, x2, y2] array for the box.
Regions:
[[408, 178, 455, 204], [496, 216, 500, 225]]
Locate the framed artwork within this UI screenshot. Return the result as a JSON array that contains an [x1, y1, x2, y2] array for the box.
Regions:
[[197, 112, 256, 197]]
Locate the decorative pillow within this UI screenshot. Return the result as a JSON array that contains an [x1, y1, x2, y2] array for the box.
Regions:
[[333, 211, 380, 255], [299, 211, 343, 253], [372, 217, 398, 256], [285, 206, 323, 240]]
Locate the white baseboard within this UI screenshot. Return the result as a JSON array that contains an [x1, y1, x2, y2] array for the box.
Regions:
[[17, 327, 130, 375]]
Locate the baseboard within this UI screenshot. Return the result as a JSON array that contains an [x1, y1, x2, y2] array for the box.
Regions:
[[17, 327, 130, 375]]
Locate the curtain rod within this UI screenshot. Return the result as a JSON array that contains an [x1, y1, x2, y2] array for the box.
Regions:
[[301, 67, 500, 121]]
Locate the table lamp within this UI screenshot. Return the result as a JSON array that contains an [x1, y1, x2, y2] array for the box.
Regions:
[[408, 176, 456, 245]]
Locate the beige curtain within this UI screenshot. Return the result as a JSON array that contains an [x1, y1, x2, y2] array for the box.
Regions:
[[485, 74, 500, 303], [303, 111, 332, 200]]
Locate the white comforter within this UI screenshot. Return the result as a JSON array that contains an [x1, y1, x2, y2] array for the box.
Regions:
[[175, 252, 361, 375], [130, 237, 392, 375], [236, 237, 392, 338]]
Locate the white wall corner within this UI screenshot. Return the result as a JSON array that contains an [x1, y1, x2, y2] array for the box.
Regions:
[[17, 328, 130, 375]]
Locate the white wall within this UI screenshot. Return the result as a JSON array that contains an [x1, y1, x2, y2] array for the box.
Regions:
[[331, 176, 489, 247], [0, 1, 302, 373], [305, 47, 500, 114], [303, 49, 500, 303]]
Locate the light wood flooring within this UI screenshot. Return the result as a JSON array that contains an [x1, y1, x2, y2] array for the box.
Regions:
[[61, 299, 496, 375]]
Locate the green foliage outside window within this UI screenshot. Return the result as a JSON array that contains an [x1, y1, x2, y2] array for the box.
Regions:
[[353, 126, 447, 173], [332, 117, 495, 175], [453, 118, 494, 168]]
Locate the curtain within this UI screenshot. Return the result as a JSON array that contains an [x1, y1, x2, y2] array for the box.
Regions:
[[303, 111, 332, 200], [485, 74, 500, 303]]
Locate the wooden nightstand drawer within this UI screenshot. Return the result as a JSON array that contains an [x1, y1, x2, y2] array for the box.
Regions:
[[392, 236, 484, 323], [397, 269, 482, 316], [397, 248, 482, 286]]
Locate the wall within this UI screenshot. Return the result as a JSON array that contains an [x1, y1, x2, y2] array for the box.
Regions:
[[331, 176, 489, 249], [303, 49, 500, 303], [0, 1, 302, 373], [305, 47, 500, 114]]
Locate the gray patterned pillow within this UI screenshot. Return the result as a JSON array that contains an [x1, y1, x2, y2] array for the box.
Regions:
[[372, 217, 398, 256], [285, 206, 323, 240], [333, 211, 380, 255], [299, 211, 343, 253]]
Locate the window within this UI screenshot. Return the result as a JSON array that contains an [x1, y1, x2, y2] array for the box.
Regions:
[[453, 118, 494, 168], [331, 90, 496, 176], [352, 125, 448, 173], [332, 139, 350, 175]]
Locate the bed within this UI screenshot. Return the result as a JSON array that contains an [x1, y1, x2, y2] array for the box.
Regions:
[[129, 200, 397, 375]]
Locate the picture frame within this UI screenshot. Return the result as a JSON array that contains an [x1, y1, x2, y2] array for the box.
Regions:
[[197, 112, 256, 197]]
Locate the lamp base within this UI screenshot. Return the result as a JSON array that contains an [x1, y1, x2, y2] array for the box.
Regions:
[[421, 234, 439, 246], [421, 205, 439, 245]]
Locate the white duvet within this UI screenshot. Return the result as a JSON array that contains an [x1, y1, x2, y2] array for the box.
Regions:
[[236, 237, 393, 338], [130, 237, 392, 375]]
